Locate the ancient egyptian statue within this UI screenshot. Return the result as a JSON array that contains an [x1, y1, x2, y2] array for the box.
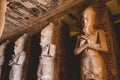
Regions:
[[0, 40, 9, 77], [37, 23, 56, 80], [9, 33, 28, 80], [74, 7, 108, 80]]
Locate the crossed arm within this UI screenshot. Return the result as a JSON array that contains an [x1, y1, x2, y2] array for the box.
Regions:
[[74, 30, 108, 55], [74, 35, 88, 55]]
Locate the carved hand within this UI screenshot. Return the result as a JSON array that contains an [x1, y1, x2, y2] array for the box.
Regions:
[[74, 43, 88, 55]]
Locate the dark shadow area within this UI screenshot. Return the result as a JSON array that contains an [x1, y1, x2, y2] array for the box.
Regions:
[[114, 23, 120, 46], [26, 33, 41, 80], [68, 35, 81, 80], [114, 23, 120, 78]]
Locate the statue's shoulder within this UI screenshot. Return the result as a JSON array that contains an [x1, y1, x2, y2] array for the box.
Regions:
[[49, 43, 55, 48], [20, 51, 26, 56]]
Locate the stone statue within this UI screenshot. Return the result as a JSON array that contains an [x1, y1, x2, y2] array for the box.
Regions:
[[0, 40, 9, 77], [74, 7, 108, 80], [37, 23, 56, 80], [9, 33, 28, 80]]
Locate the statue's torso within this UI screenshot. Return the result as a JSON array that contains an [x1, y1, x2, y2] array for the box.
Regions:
[[9, 51, 26, 80], [81, 30, 107, 80], [82, 30, 101, 56], [37, 44, 55, 80]]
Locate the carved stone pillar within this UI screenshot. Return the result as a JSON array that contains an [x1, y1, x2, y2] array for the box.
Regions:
[[0, 0, 7, 38], [9, 34, 28, 80], [53, 19, 70, 80], [37, 23, 56, 80], [87, 1, 119, 80]]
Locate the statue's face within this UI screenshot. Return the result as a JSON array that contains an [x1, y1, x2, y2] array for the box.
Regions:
[[40, 30, 51, 47], [40, 23, 53, 48], [83, 7, 96, 34], [14, 34, 27, 54]]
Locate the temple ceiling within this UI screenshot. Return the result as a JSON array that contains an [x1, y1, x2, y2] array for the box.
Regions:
[[1, 0, 120, 41]]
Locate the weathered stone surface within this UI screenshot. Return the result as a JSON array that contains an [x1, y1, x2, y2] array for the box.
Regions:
[[9, 34, 28, 80]]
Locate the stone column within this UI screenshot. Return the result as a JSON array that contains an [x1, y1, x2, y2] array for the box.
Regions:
[[37, 23, 56, 80], [0, 0, 7, 38], [53, 19, 70, 80], [89, 1, 119, 79], [9, 34, 28, 80]]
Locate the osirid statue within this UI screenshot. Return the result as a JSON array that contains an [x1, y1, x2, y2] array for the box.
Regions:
[[9, 34, 28, 80], [74, 7, 108, 80], [37, 23, 56, 80]]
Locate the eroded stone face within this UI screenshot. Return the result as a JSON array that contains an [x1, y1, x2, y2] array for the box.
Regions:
[[40, 23, 54, 48], [82, 7, 96, 35], [14, 34, 28, 54]]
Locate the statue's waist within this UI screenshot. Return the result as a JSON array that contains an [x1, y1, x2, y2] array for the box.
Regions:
[[84, 49, 101, 56]]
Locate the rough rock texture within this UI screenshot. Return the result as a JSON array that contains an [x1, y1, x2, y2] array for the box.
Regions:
[[53, 19, 70, 80]]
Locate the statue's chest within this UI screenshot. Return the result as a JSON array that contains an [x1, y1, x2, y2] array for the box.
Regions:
[[87, 31, 98, 44]]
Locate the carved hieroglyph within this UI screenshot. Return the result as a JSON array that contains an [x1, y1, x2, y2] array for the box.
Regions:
[[9, 34, 28, 80], [37, 23, 56, 80], [74, 7, 108, 80], [0, 40, 9, 77]]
